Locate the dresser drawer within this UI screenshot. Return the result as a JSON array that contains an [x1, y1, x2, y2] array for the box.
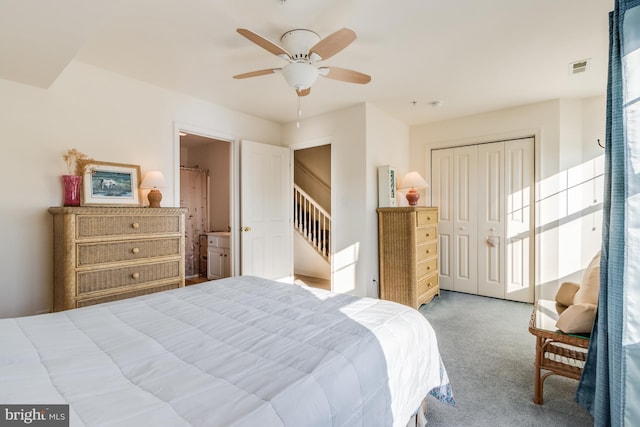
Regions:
[[416, 210, 437, 226], [417, 257, 438, 279], [77, 215, 181, 238], [76, 260, 181, 295], [75, 282, 181, 308], [417, 273, 439, 296], [416, 241, 438, 262], [77, 238, 181, 266], [416, 225, 437, 244]]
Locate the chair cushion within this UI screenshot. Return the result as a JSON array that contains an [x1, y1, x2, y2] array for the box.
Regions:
[[574, 252, 601, 305], [556, 303, 597, 334], [555, 281, 580, 308]]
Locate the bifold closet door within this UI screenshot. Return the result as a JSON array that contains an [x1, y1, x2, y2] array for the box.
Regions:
[[477, 142, 506, 298], [432, 137, 534, 302], [432, 149, 453, 290], [453, 146, 478, 294], [504, 138, 534, 303], [432, 146, 478, 294]]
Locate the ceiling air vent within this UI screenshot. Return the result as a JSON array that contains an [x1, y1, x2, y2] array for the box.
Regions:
[[570, 59, 590, 75]]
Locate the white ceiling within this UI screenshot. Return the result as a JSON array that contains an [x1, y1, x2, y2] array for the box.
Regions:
[[0, 0, 613, 126]]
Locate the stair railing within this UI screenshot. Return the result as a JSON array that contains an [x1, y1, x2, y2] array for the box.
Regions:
[[294, 184, 331, 261]]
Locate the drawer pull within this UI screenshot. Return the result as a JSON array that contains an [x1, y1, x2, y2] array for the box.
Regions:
[[131, 272, 140, 279], [426, 233, 431, 237], [131, 247, 140, 254], [132, 222, 140, 229], [426, 249, 431, 254]]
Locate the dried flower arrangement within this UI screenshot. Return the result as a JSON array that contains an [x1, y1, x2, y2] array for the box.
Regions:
[[63, 149, 93, 175]]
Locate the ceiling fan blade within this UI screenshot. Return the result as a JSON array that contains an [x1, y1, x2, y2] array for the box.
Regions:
[[309, 28, 356, 61], [237, 28, 291, 59], [296, 87, 311, 97], [321, 66, 371, 84], [233, 68, 280, 79]]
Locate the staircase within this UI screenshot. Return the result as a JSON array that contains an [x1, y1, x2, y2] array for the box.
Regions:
[[294, 184, 330, 262]]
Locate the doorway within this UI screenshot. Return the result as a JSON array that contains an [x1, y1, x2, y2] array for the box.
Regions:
[[179, 131, 232, 284], [292, 143, 332, 290]]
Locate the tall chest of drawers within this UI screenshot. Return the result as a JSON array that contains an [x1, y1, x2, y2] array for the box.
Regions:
[[48, 207, 187, 311], [377, 207, 439, 309]]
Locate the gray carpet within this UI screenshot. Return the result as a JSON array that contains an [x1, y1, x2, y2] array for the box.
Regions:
[[419, 291, 594, 426]]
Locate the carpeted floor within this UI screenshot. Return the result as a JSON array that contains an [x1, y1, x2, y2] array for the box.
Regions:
[[419, 291, 594, 426]]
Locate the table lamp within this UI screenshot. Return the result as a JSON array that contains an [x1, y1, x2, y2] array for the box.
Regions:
[[401, 171, 428, 206], [141, 171, 166, 208]]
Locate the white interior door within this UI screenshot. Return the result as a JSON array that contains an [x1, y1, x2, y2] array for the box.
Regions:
[[505, 137, 534, 302], [477, 142, 506, 298], [432, 149, 454, 290], [240, 140, 292, 281], [453, 146, 478, 294]]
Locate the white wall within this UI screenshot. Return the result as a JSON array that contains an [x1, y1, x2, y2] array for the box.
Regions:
[[294, 145, 331, 212], [282, 105, 366, 296], [410, 96, 606, 300], [282, 103, 409, 298], [293, 233, 331, 280], [365, 104, 410, 297], [0, 60, 280, 318]]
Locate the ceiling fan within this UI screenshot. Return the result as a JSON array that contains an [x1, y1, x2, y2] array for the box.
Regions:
[[233, 27, 371, 97]]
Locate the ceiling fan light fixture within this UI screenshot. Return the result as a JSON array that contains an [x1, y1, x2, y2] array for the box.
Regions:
[[280, 29, 320, 60], [309, 52, 322, 63], [281, 62, 319, 91]]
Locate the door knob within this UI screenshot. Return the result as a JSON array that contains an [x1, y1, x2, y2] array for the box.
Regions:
[[243, 226, 251, 232]]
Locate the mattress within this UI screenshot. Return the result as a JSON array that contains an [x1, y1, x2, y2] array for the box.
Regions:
[[0, 276, 453, 426]]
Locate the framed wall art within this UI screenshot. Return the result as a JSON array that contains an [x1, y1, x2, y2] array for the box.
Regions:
[[377, 165, 397, 207], [81, 161, 142, 206]]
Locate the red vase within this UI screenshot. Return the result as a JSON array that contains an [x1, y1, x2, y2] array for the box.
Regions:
[[62, 175, 82, 206]]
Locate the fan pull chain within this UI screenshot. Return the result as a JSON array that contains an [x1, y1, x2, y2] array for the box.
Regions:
[[296, 96, 302, 128]]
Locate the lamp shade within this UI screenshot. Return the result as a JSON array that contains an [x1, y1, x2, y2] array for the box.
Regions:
[[140, 171, 166, 189], [400, 171, 428, 206], [401, 171, 428, 189]]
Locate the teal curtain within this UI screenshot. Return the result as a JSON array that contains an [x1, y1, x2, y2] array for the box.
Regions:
[[576, 1, 640, 425]]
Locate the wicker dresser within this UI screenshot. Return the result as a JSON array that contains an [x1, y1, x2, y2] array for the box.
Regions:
[[48, 207, 187, 311], [377, 207, 439, 309]]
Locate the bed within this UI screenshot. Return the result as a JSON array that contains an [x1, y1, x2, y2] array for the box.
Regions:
[[0, 276, 453, 426]]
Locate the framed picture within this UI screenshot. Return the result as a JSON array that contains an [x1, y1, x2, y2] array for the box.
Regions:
[[81, 161, 142, 206]]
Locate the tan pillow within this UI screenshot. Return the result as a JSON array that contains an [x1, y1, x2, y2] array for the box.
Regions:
[[574, 252, 601, 305], [555, 281, 580, 308], [556, 303, 597, 334]]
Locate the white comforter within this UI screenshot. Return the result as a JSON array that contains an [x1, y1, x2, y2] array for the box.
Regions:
[[0, 276, 451, 426]]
